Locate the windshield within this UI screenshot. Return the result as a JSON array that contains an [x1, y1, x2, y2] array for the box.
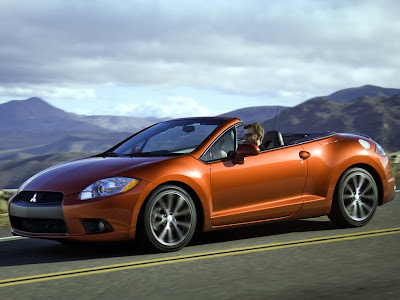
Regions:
[[109, 119, 226, 157]]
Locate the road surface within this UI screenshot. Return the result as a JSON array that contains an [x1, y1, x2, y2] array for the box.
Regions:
[[0, 191, 399, 299]]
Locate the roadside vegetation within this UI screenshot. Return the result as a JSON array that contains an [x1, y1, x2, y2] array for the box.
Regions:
[[0, 190, 16, 228], [389, 151, 400, 184]]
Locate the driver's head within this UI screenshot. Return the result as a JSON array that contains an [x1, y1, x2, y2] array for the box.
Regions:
[[244, 123, 264, 146]]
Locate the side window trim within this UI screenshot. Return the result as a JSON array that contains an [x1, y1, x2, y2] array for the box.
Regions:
[[199, 125, 240, 163]]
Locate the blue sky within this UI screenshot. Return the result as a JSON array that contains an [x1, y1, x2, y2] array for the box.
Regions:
[[0, 0, 399, 118]]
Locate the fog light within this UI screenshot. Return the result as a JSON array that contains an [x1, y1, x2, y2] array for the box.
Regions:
[[98, 220, 105, 232], [82, 219, 113, 234]]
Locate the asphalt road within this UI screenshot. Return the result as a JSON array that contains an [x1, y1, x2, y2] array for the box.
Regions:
[[0, 191, 399, 300]]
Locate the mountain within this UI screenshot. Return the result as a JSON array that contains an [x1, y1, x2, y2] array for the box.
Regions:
[[261, 94, 400, 151], [0, 97, 165, 160], [0, 97, 164, 133], [215, 86, 400, 125], [0, 97, 101, 131], [218, 105, 288, 125], [322, 85, 400, 103]]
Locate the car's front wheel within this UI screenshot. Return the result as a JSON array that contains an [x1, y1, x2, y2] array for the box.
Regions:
[[139, 185, 197, 252], [329, 167, 378, 228]]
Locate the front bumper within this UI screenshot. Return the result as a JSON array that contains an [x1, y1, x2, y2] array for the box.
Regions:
[[9, 182, 149, 242]]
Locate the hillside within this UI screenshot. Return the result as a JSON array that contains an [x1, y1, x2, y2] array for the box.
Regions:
[[261, 94, 400, 151], [0, 98, 163, 160], [0, 97, 102, 132], [322, 85, 400, 103]]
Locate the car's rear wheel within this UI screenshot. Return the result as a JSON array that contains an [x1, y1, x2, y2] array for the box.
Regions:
[[329, 167, 378, 227], [139, 185, 197, 252]]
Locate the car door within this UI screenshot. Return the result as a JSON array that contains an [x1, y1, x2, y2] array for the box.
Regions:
[[207, 130, 308, 227]]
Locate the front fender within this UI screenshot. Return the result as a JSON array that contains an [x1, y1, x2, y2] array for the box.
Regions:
[[129, 156, 212, 237]]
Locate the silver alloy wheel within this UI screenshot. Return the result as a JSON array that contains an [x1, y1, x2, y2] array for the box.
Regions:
[[149, 189, 195, 247], [339, 170, 378, 221]]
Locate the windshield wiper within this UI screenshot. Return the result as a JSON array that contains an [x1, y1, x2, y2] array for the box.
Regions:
[[99, 151, 120, 157], [129, 150, 181, 157], [130, 152, 154, 157]]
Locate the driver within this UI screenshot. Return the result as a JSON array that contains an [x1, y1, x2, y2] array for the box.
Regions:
[[244, 123, 264, 150]]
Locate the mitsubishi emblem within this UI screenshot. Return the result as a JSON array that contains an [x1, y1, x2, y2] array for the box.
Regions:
[[30, 193, 37, 203]]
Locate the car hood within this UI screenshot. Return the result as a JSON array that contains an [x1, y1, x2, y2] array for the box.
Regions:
[[19, 156, 170, 195]]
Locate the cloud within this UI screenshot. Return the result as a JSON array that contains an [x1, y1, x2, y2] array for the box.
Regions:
[[115, 97, 214, 118], [0, 0, 399, 112], [0, 85, 96, 100]]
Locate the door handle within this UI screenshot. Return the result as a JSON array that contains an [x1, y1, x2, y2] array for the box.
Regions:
[[299, 151, 311, 160]]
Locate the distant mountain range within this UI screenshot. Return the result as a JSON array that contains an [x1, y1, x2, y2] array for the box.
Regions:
[[262, 93, 400, 150], [0, 84, 399, 188], [0, 97, 165, 132], [314, 85, 400, 103], [261, 86, 400, 150], [0, 97, 163, 159]]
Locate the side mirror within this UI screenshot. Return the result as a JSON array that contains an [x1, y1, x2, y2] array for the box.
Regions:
[[232, 143, 260, 165]]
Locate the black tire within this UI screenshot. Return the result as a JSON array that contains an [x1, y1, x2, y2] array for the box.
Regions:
[[138, 185, 197, 252], [329, 168, 378, 228]]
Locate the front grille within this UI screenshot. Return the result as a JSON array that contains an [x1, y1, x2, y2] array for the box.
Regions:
[[16, 191, 64, 204], [10, 216, 67, 234]]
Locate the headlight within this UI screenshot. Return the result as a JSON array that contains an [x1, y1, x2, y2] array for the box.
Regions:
[[374, 142, 386, 157], [80, 177, 140, 200]]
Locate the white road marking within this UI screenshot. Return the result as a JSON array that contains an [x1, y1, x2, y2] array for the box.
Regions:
[[0, 236, 24, 242]]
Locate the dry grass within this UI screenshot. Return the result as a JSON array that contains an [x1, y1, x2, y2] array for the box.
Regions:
[[0, 214, 10, 228], [0, 190, 16, 228], [389, 152, 400, 184]]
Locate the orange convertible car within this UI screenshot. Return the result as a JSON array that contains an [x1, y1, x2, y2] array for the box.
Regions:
[[9, 117, 396, 252]]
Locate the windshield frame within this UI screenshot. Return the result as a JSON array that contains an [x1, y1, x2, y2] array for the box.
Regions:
[[99, 118, 231, 158]]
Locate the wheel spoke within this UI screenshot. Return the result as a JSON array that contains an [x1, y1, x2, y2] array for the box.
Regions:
[[357, 175, 365, 191], [158, 226, 169, 241], [351, 203, 358, 217], [358, 202, 368, 218], [343, 193, 354, 200], [166, 226, 173, 243], [176, 221, 191, 229], [166, 193, 174, 211], [152, 209, 162, 219], [345, 200, 355, 210], [362, 194, 376, 201], [152, 219, 165, 231], [172, 223, 184, 240], [360, 185, 373, 197], [174, 208, 191, 217], [172, 195, 186, 215], [351, 176, 358, 191], [344, 184, 354, 194], [158, 198, 169, 214]]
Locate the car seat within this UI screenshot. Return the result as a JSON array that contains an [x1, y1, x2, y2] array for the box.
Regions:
[[262, 130, 284, 149]]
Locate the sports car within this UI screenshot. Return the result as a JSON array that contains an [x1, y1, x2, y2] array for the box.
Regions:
[[8, 117, 396, 252]]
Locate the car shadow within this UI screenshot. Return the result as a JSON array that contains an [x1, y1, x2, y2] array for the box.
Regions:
[[189, 217, 337, 246], [0, 218, 337, 268]]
